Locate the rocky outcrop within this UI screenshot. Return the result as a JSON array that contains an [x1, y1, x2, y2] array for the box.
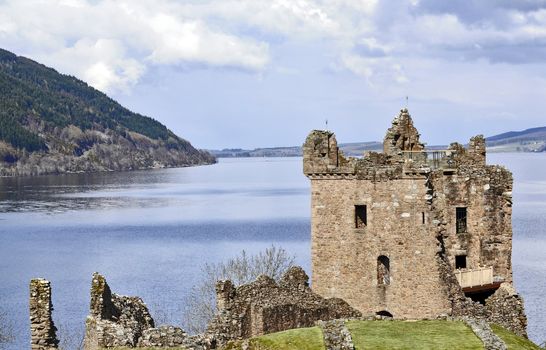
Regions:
[[30, 279, 59, 350], [206, 266, 361, 347]]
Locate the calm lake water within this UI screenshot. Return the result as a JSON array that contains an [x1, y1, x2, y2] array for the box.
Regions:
[[0, 155, 545, 348]]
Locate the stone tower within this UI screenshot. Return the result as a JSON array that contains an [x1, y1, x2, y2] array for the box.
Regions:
[[303, 108, 527, 336]]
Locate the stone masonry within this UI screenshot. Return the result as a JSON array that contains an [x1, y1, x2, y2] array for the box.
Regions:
[[30, 279, 59, 350], [303, 108, 527, 336], [83, 272, 155, 349], [206, 266, 361, 347], [81, 272, 209, 349]]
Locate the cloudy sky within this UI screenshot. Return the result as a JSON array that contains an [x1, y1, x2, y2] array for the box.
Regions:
[[1, 0, 546, 149]]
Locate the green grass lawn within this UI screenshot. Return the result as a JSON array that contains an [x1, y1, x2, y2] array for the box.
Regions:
[[224, 326, 324, 350], [491, 324, 542, 350], [346, 320, 484, 350], [108, 321, 543, 350]]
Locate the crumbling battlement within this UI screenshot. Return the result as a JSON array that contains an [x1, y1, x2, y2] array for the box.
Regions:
[[303, 108, 527, 337], [30, 279, 59, 350], [206, 266, 361, 346]]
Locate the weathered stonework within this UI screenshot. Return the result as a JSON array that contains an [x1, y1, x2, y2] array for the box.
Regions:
[[83, 272, 155, 349], [81, 273, 210, 349], [30, 279, 59, 350], [303, 108, 527, 336], [462, 317, 507, 350], [137, 326, 188, 348], [317, 319, 355, 350], [206, 266, 361, 347]]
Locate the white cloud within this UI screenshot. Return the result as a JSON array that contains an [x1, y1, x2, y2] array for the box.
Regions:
[[1, 0, 546, 93], [34, 38, 145, 93], [0, 0, 270, 93], [146, 14, 268, 69]]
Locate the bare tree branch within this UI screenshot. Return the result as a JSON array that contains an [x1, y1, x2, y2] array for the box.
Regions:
[[182, 245, 295, 334]]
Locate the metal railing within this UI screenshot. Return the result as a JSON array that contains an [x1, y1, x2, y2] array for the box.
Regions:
[[401, 150, 456, 169], [454, 266, 493, 288]]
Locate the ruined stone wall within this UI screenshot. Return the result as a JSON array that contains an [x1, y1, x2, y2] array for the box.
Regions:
[[485, 284, 527, 337], [303, 109, 523, 333], [383, 108, 425, 155], [207, 267, 360, 346], [30, 279, 59, 350], [310, 176, 451, 319], [430, 157, 513, 283], [83, 273, 161, 350]]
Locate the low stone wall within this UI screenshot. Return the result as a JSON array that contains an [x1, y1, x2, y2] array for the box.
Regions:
[[462, 317, 507, 350], [30, 279, 59, 350], [207, 266, 361, 346], [137, 326, 188, 348]]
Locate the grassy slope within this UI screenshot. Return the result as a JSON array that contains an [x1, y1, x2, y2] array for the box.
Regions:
[[347, 320, 483, 350], [106, 321, 542, 350], [491, 324, 542, 350], [224, 327, 324, 350]]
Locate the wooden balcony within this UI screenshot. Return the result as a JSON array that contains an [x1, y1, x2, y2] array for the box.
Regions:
[[454, 266, 501, 293]]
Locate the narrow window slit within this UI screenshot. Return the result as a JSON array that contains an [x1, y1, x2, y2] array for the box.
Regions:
[[355, 205, 367, 228]]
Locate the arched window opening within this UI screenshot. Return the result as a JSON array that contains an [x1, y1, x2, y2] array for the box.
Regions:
[[376, 310, 393, 318], [377, 255, 390, 286]]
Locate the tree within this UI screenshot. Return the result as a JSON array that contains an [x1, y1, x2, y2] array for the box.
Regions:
[[181, 245, 295, 334]]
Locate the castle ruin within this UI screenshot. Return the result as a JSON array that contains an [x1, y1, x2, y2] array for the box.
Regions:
[[303, 108, 527, 336]]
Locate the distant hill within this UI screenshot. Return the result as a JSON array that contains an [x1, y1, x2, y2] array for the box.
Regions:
[[0, 48, 215, 176], [209, 126, 546, 158], [486, 126, 546, 152]]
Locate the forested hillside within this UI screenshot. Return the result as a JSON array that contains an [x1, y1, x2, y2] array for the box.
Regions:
[[0, 48, 215, 176]]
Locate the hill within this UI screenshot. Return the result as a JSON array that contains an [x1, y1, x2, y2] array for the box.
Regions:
[[208, 126, 546, 158], [486, 126, 546, 152], [0, 48, 215, 176]]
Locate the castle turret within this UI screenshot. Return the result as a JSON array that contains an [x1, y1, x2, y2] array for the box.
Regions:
[[383, 108, 425, 155]]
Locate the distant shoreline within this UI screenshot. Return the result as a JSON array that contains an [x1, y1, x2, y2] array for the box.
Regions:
[[209, 144, 546, 158]]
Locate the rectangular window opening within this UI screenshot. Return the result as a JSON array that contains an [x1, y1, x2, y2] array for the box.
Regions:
[[455, 255, 467, 269], [355, 205, 367, 228], [422, 212, 425, 225], [456, 207, 467, 234]]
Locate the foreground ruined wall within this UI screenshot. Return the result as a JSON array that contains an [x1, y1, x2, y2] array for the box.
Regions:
[[82, 273, 207, 349], [83, 273, 155, 349], [303, 108, 527, 336], [30, 279, 59, 350], [207, 266, 361, 346]]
